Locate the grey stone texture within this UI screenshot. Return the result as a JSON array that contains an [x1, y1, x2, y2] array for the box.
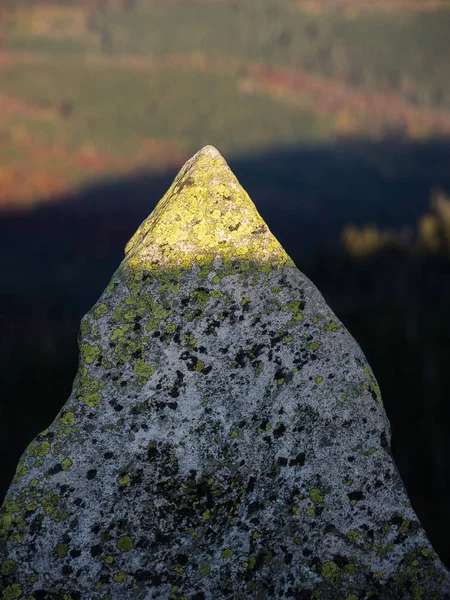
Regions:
[[1, 146, 449, 600]]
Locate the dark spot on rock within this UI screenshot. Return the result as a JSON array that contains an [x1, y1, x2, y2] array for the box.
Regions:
[[251, 343, 265, 357], [274, 424, 286, 439], [246, 476, 256, 493], [90, 544, 102, 557], [270, 335, 284, 348], [29, 516, 44, 537], [274, 368, 287, 381], [135, 570, 154, 582], [251, 225, 266, 235], [185, 355, 199, 371], [348, 490, 364, 502], [248, 500, 262, 513], [368, 387, 379, 403], [104, 451, 114, 459], [278, 456, 288, 466], [70, 548, 81, 558], [242, 301, 251, 313], [205, 319, 221, 334], [390, 514, 404, 527], [176, 176, 194, 193], [380, 430, 392, 455], [167, 402, 178, 410], [333, 554, 349, 569], [229, 222, 241, 231], [289, 452, 305, 467], [147, 444, 158, 460], [235, 349, 246, 367], [48, 463, 63, 476], [74, 498, 83, 506], [86, 469, 97, 480], [120, 381, 127, 387]]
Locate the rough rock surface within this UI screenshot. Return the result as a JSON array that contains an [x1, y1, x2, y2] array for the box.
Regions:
[[1, 146, 449, 600]]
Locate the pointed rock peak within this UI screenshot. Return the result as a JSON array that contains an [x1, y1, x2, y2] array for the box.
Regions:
[[124, 145, 290, 272]]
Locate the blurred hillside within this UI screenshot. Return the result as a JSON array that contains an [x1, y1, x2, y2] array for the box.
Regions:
[[1, 0, 450, 210], [1, 0, 450, 570]]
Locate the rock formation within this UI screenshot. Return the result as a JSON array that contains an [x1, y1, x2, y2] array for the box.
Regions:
[[1, 145, 449, 599]]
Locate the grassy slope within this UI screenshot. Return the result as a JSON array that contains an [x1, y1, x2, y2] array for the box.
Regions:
[[0, 61, 333, 156]]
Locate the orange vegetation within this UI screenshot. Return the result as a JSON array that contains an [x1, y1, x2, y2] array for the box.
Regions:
[[0, 139, 187, 211], [0, 121, 186, 212], [5, 5, 88, 38], [298, 0, 450, 16], [244, 64, 450, 139]]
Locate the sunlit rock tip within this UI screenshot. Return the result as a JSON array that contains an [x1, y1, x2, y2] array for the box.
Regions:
[[1, 147, 449, 599], [124, 144, 290, 271]]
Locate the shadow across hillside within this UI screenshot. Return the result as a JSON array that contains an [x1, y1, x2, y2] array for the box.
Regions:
[[1, 137, 450, 567], [3, 137, 450, 311]]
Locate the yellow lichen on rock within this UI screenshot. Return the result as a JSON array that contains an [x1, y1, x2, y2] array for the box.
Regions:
[[124, 145, 289, 271]]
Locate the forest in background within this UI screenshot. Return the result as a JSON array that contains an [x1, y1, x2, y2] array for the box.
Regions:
[[1, 0, 450, 569]]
